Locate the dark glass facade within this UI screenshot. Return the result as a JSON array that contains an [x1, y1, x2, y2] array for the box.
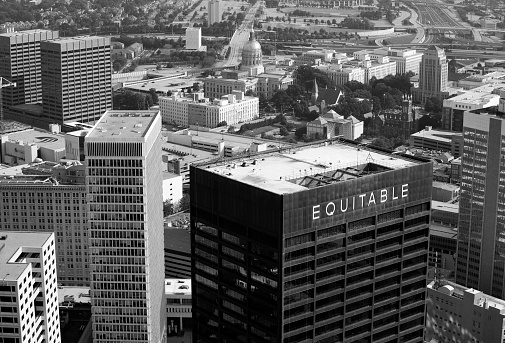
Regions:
[[191, 154, 432, 343]]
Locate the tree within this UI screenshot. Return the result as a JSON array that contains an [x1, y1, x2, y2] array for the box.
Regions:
[[295, 126, 307, 138], [149, 88, 159, 104], [163, 200, 174, 217], [424, 97, 443, 113], [193, 82, 200, 92], [178, 194, 190, 212], [112, 56, 128, 72], [217, 121, 228, 127], [228, 126, 236, 133], [279, 126, 289, 136]]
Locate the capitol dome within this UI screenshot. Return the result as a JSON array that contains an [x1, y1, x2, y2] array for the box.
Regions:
[[241, 30, 263, 69]]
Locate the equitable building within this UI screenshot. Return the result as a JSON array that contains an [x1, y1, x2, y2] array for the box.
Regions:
[[190, 140, 433, 343]]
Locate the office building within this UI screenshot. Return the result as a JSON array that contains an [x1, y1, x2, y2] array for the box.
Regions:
[[185, 28, 201, 50], [165, 279, 192, 334], [412, 46, 449, 104], [0, 232, 60, 343], [86, 110, 165, 343], [0, 163, 89, 286], [41, 36, 112, 125], [165, 228, 191, 279], [160, 91, 259, 128], [409, 126, 463, 157], [426, 280, 505, 343], [353, 47, 423, 75], [315, 64, 366, 86], [191, 140, 432, 343], [456, 111, 505, 299], [0, 29, 59, 109], [441, 84, 501, 132], [208, 0, 221, 26]]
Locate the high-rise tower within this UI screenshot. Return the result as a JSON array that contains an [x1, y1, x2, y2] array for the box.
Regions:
[[412, 46, 448, 104], [0, 232, 60, 343], [191, 141, 432, 343], [456, 111, 505, 299], [41, 36, 112, 125], [85, 110, 165, 343], [0, 29, 59, 109], [208, 0, 221, 26]]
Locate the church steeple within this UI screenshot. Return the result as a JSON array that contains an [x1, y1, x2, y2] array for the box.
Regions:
[[311, 79, 319, 105]]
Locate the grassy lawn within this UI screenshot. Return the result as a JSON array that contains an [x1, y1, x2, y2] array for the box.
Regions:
[[243, 126, 278, 136]]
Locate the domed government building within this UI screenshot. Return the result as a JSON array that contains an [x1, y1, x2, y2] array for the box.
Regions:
[[240, 30, 264, 76], [203, 29, 294, 100]]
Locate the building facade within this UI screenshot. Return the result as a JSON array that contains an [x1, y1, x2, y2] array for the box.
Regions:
[[426, 280, 505, 343], [186, 28, 201, 50], [204, 77, 258, 100], [307, 110, 363, 140], [0, 171, 89, 286], [0, 29, 59, 110], [165, 279, 192, 334], [208, 0, 221, 26], [0, 232, 61, 343], [161, 91, 259, 128], [353, 47, 423, 75], [456, 111, 505, 299], [41, 36, 112, 125], [316, 64, 366, 87], [191, 141, 432, 343], [412, 46, 449, 104], [85, 110, 165, 343]]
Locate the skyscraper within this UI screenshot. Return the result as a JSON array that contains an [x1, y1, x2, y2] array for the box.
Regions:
[[0, 232, 60, 343], [208, 0, 221, 26], [191, 141, 432, 343], [0, 29, 59, 109], [456, 111, 505, 299], [41, 36, 112, 125], [412, 45, 448, 104], [85, 110, 165, 343]]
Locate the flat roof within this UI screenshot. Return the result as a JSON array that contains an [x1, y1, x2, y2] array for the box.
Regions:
[[433, 181, 460, 191], [0, 29, 54, 37], [3, 128, 66, 151], [411, 129, 462, 143], [444, 84, 501, 106], [125, 77, 200, 94], [86, 110, 159, 140], [58, 286, 91, 304], [163, 171, 182, 180], [198, 141, 423, 194], [165, 279, 191, 296], [164, 228, 191, 253], [432, 200, 459, 213], [0, 232, 52, 281], [430, 223, 458, 239]]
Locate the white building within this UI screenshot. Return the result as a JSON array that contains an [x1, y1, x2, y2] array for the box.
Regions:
[[315, 64, 365, 86], [354, 47, 423, 75], [208, 0, 221, 26], [163, 172, 183, 204], [185, 27, 201, 50], [427, 280, 505, 343], [0, 232, 61, 343], [165, 279, 191, 335], [86, 110, 166, 343], [161, 91, 259, 128], [307, 110, 363, 140]]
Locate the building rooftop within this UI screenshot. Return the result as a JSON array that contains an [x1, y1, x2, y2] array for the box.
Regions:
[[125, 76, 200, 95], [0, 232, 52, 281], [0, 29, 54, 37], [432, 200, 459, 213], [2, 128, 66, 151], [410, 128, 462, 143], [58, 286, 91, 305], [165, 279, 191, 296], [444, 85, 501, 107], [164, 228, 191, 253], [429, 223, 458, 239], [429, 280, 505, 312], [43, 35, 106, 45], [198, 140, 424, 194], [86, 110, 159, 140], [433, 180, 460, 191]]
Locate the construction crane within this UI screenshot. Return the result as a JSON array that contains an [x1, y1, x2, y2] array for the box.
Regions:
[[0, 77, 16, 122]]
